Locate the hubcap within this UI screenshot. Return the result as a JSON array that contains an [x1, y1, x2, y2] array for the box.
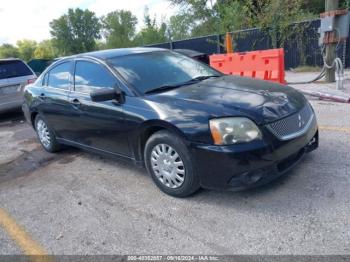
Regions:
[[150, 144, 185, 189], [36, 120, 51, 148]]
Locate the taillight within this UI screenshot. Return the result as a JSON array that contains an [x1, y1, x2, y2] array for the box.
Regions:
[[27, 78, 36, 84]]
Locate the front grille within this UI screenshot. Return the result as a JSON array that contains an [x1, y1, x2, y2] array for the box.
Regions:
[[266, 103, 314, 140]]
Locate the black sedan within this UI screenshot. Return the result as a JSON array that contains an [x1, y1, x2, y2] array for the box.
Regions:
[[22, 48, 318, 197]]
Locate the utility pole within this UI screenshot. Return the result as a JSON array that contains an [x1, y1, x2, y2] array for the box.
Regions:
[[325, 0, 339, 82]]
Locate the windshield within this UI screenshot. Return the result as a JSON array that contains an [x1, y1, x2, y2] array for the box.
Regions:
[[108, 51, 221, 94], [0, 60, 33, 80]]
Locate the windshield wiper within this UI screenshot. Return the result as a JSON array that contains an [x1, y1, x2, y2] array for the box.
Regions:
[[145, 75, 221, 95], [144, 84, 184, 95], [189, 75, 221, 82]]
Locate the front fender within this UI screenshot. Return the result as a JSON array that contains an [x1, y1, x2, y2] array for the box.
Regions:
[[131, 119, 190, 163]]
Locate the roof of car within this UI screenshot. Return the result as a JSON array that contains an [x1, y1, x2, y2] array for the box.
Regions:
[[78, 47, 167, 60]]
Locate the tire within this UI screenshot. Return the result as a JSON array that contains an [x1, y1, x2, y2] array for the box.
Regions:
[[144, 130, 200, 197], [34, 115, 61, 153]]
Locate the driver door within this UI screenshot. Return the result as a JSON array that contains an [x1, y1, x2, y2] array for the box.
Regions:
[[67, 59, 131, 157]]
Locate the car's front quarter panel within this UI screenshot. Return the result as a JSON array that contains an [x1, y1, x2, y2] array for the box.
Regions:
[[140, 96, 229, 143], [151, 100, 217, 143], [122, 95, 222, 161]]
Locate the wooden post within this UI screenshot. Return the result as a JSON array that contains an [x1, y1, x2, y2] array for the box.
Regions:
[[325, 0, 339, 82], [225, 32, 233, 53]]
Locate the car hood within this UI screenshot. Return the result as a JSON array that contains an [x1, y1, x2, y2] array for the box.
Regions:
[[151, 75, 307, 125]]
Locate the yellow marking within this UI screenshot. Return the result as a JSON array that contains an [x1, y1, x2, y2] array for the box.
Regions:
[[0, 208, 51, 262], [319, 126, 350, 133]]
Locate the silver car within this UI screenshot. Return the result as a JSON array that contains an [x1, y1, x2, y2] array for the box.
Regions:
[[0, 58, 36, 113]]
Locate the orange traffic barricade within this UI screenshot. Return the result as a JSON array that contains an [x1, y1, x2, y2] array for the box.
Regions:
[[210, 48, 286, 84]]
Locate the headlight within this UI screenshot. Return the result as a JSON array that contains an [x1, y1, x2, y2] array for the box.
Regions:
[[209, 117, 262, 145]]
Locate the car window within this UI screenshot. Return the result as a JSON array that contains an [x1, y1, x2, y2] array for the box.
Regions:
[[109, 51, 220, 94], [0, 60, 33, 80], [47, 62, 71, 90], [74, 61, 115, 94]]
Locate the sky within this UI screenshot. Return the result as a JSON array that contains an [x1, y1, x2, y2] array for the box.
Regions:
[[0, 0, 178, 45]]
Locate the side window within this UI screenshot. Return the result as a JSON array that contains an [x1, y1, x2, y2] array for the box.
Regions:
[[47, 62, 71, 90], [74, 61, 116, 94]]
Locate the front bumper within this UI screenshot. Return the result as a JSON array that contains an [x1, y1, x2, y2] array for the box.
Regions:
[[190, 118, 318, 191]]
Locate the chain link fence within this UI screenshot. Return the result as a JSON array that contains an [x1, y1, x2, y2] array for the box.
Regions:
[[148, 19, 349, 69]]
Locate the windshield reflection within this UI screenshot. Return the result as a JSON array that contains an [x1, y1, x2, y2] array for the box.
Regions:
[[109, 51, 220, 94]]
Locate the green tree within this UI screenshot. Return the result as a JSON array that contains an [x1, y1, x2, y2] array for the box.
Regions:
[[168, 0, 319, 63], [102, 10, 138, 48], [216, 1, 255, 32], [134, 8, 168, 45], [34, 40, 57, 59], [16, 39, 37, 61], [169, 0, 249, 36], [301, 0, 324, 14], [169, 0, 218, 36], [0, 44, 19, 58], [96, 40, 107, 50], [250, 0, 315, 47], [169, 0, 317, 38], [168, 13, 192, 40], [50, 8, 101, 55]]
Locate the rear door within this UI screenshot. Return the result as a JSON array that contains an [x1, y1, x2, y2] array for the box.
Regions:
[[38, 61, 73, 138], [67, 59, 131, 157]]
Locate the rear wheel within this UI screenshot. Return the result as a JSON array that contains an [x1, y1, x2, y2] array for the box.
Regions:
[[35, 115, 61, 152], [144, 130, 200, 197]]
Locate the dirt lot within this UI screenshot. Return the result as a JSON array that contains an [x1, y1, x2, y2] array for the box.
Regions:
[[0, 98, 350, 255]]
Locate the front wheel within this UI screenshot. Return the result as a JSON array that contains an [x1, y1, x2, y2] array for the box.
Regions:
[[144, 130, 200, 197], [35, 115, 61, 153]]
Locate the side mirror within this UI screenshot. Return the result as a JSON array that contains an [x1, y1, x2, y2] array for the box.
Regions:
[[90, 87, 125, 104]]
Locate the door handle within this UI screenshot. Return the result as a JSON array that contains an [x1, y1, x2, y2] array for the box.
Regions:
[[70, 98, 81, 107]]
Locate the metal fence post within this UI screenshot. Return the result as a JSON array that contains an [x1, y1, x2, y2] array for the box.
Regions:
[[216, 34, 221, 54]]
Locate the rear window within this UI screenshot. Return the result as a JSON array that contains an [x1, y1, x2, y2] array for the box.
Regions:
[[0, 60, 33, 80]]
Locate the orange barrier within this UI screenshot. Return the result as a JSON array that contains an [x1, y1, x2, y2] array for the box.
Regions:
[[210, 48, 286, 84]]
